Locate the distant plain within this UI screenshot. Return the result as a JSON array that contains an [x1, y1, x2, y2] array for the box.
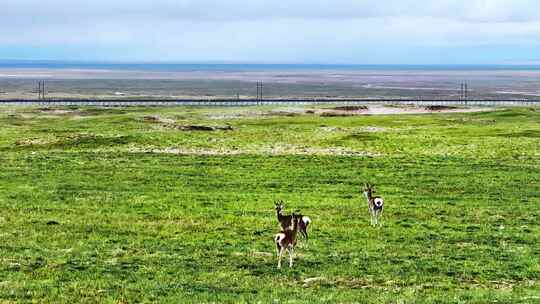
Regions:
[[1, 64, 540, 99]]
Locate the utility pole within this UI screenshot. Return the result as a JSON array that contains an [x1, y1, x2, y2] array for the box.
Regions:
[[459, 81, 469, 102], [256, 81, 263, 103], [37, 80, 46, 100]]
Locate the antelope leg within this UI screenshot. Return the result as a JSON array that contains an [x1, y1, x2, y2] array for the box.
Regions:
[[288, 247, 294, 268]]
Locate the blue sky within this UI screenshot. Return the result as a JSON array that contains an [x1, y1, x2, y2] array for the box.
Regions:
[[1, 0, 540, 64]]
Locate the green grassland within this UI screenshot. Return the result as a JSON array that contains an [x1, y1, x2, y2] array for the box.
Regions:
[[0, 106, 539, 303]]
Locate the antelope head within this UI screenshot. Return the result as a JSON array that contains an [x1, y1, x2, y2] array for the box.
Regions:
[[363, 183, 374, 198], [275, 200, 284, 213]]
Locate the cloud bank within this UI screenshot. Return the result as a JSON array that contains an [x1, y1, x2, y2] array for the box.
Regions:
[[1, 0, 540, 63]]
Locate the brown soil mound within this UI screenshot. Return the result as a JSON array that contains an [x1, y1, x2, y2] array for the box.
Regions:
[[320, 112, 356, 117], [37, 107, 56, 112], [332, 106, 368, 111], [175, 125, 233, 131], [143, 116, 232, 131], [425, 105, 458, 111]]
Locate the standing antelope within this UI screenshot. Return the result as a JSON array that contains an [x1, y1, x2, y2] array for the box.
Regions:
[[274, 212, 302, 268], [363, 183, 384, 226], [275, 200, 311, 241]]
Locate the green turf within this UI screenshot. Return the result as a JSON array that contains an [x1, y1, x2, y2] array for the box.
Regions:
[[0, 106, 538, 303]]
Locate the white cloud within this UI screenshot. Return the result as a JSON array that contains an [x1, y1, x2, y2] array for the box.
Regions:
[[1, 0, 540, 62], [3, 0, 540, 22]]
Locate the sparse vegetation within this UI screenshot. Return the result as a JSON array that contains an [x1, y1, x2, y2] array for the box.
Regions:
[[0, 105, 538, 303]]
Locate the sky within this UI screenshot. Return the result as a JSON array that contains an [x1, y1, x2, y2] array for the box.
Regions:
[[1, 0, 540, 64]]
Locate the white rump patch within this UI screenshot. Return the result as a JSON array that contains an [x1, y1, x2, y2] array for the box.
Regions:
[[275, 233, 285, 243], [374, 198, 384, 207], [302, 216, 311, 226]]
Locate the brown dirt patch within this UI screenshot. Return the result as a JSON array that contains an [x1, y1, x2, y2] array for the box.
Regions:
[[177, 125, 233, 131], [143, 116, 233, 131], [425, 105, 459, 111], [208, 105, 493, 119], [332, 106, 368, 111], [320, 111, 357, 117]]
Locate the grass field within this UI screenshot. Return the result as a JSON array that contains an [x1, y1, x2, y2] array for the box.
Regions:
[[0, 105, 539, 303]]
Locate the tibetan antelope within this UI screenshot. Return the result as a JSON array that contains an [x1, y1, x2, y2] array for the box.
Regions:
[[275, 200, 311, 241], [274, 212, 302, 268], [363, 183, 384, 226]]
